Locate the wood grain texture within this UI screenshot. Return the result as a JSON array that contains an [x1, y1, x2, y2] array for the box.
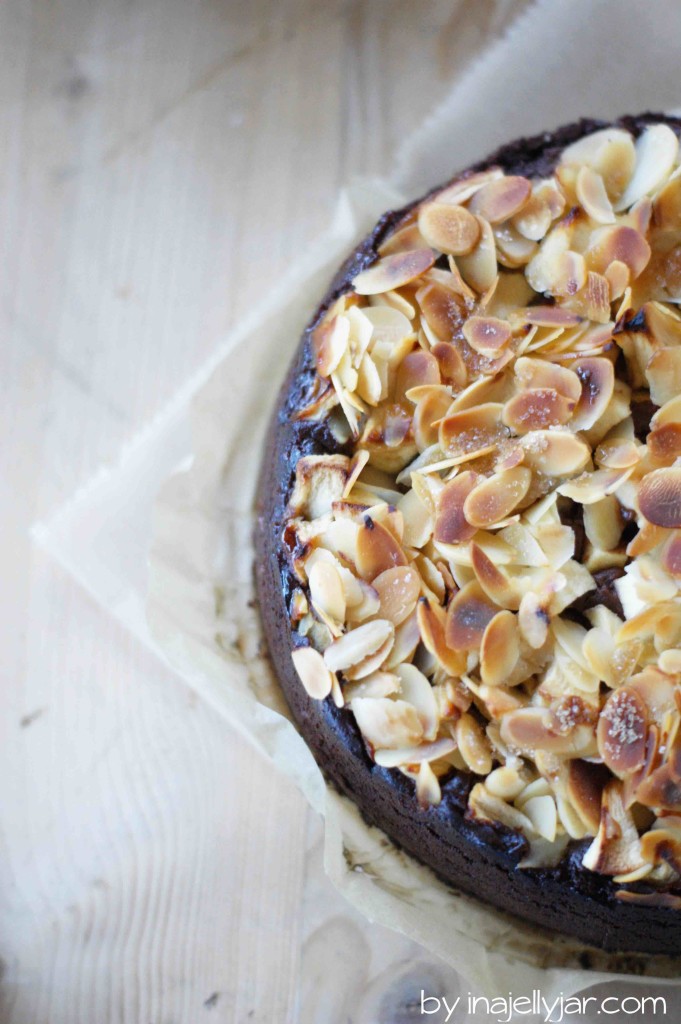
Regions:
[[0, 2, 526, 1021]]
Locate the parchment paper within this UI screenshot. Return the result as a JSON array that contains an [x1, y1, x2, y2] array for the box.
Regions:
[[37, 0, 681, 1003]]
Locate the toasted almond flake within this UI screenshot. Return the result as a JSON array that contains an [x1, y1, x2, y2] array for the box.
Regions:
[[557, 467, 633, 504], [615, 123, 679, 211], [523, 794, 557, 841], [353, 249, 436, 295], [598, 686, 649, 778], [343, 670, 400, 703], [356, 516, 408, 580], [324, 619, 394, 674], [576, 165, 615, 224], [493, 223, 538, 268], [433, 470, 480, 544], [343, 449, 370, 498], [313, 314, 350, 377], [604, 259, 630, 300], [514, 356, 582, 401], [462, 315, 512, 354], [520, 430, 590, 475], [439, 402, 505, 457], [352, 696, 423, 750], [417, 597, 466, 676], [646, 346, 681, 406], [445, 580, 498, 651], [560, 128, 636, 200], [292, 646, 334, 700], [587, 225, 651, 280], [415, 280, 467, 342], [396, 663, 439, 740], [362, 304, 413, 346], [502, 387, 576, 433], [308, 560, 346, 624], [480, 610, 520, 686], [456, 712, 493, 775], [468, 175, 531, 224], [378, 220, 429, 256], [648, 422, 681, 465], [373, 565, 421, 626], [518, 305, 582, 328], [417, 202, 480, 255], [456, 216, 497, 293], [463, 466, 532, 528], [433, 168, 504, 206], [470, 542, 520, 609], [638, 467, 681, 528], [661, 532, 681, 577], [431, 341, 467, 387], [659, 649, 681, 674]]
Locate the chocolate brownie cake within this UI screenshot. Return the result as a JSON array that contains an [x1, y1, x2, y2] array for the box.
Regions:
[[255, 115, 681, 955]]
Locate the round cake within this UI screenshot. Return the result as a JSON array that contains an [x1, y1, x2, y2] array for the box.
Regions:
[[255, 114, 681, 955]]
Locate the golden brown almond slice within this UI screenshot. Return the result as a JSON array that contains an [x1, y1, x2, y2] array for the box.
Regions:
[[291, 646, 334, 700], [462, 315, 512, 354], [308, 560, 346, 624], [396, 663, 439, 740], [560, 127, 636, 201], [502, 387, 576, 433], [583, 495, 624, 551], [394, 349, 440, 401], [625, 520, 669, 557], [324, 619, 395, 676], [378, 220, 430, 256], [351, 696, 423, 750], [415, 280, 467, 343], [412, 386, 453, 451], [518, 591, 550, 648], [500, 706, 593, 756], [595, 438, 641, 470], [576, 165, 616, 224], [569, 356, 615, 431], [572, 271, 612, 324], [653, 173, 681, 231], [352, 249, 436, 295], [615, 123, 679, 211], [587, 225, 651, 279], [521, 430, 590, 476], [598, 686, 649, 778], [456, 216, 497, 293], [468, 175, 532, 223], [417, 597, 467, 676], [433, 168, 504, 206], [480, 610, 520, 686], [445, 580, 499, 651], [431, 341, 467, 388], [661, 532, 681, 577], [646, 347, 681, 407], [417, 202, 480, 255], [456, 713, 493, 775], [356, 516, 408, 580], [582, 781, 646, 875], [567, 759, 608, 834], [433, 470, 481, 544], [604, 259, 630, 300], [648, 422, 681, 465], [470, 542, 520, 609], [493, 223, 538, 269], [557, 468, 633, 504], [362, 304, 413, 345], [439, 402, 505, 457], [638, 467, 681, 528], [373, 565, 421, 626], [514, 356, 582, 401], [463, 466, 532, 528], [517, 305, 582, 328], [313, 314, 350, 377]]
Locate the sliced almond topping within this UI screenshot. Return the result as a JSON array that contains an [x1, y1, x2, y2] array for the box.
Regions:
[[308, 560, 346, 625], [352, 249, 436, 295], [514, 356, 582, 401], [324, 619, 394, 675], [417, 202, 480, 255], [456, 712, 493, 775], [471, 542, 520, 610], [560, 127, 636, 201], [352, 696, 423, 750], [570, 356, 615, 431], [576, 165, 615, 224], [587, 225, 651, 280], [521, 430, 590, 475], [445, 580, 499, 651], [480, 610, 520, 686], [456, 216, 497, 293], [557, 468, 632, 504], [518, 305, 583, 328], [291, 646, 334, 700], [439, 402, 505, 457], [463, 466, 532, 528], [378, 220, 429, 256], [433, 470, 480, 544], [462, 315, 512, 354], [313, 314, 350, 378], [502, 387, 576, 433], [598, 686, 649, 778], [661, 532, 681, 577], [373, 565, 421, 626], [417, 597, 467, 676], [468, 175, 532, 224], [648, 422, 681, 465], [356, 516, 408, 581], [396, 663, 439, 740], [646, 346, 681, 407], [638, 467, 681, 528], [431, 340, 467, 387], [615, 123, 679, 211]]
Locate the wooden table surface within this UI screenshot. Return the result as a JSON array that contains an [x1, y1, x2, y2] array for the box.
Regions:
[[0, 3, 527, 1021]]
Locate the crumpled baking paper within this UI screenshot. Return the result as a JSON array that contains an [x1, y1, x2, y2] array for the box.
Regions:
[[36, 0, 681, 1002]]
